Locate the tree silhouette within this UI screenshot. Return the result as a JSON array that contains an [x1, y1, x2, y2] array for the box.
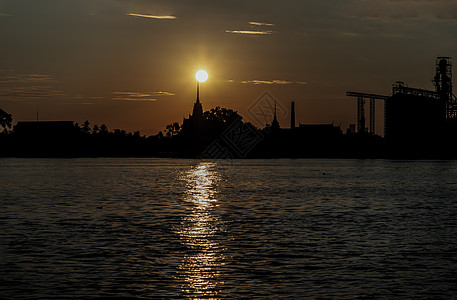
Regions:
[[0, 108, 12, 132], [82, 120, 91, 134], [92, 124, 99, 135], [113, 129, 127, 137], [156, 131, 164, 139], [166, 122, 180, 137], [99, 124, 109, 135], [204, 106, 240, 124]]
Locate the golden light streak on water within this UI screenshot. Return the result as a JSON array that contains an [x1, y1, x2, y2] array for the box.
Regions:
[[177, 162, 225, 299]]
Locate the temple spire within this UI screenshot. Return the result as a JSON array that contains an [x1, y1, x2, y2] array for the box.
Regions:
[[192, 81, 203, 119], [196, 82, 200, 103], [271, 100, 280, 129]]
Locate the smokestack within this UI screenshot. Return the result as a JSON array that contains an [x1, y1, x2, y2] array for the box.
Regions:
[[290, 101, 295, 129]]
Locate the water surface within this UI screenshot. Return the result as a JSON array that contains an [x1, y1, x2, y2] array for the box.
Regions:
[[1, 158, 457, 298]]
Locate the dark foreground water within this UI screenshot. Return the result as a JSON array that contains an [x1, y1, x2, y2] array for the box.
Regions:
[[1, 158, 457, 299]]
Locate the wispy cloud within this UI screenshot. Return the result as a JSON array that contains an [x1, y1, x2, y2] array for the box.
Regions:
[[226, 20, 275, 36], [0, 73, 65, 101], [226, 30, 273, 35], [112, 91, 175, 102], [0, 72, 103, 103], [242, 80, 292, 85], [73, 96, 103, 100], [239, 80, 307, 85], [127, 13, 176, 20], [249, 21, 275, 27], [0, 87, 65, 99], [0, 74, 55, 84], [152, 91, 175, 96]]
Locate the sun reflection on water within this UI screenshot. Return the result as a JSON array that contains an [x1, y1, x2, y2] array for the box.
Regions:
[[176, 162, 225, 299]]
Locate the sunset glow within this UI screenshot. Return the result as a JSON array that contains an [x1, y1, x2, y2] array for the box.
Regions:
[[0, 1, 456, 136]]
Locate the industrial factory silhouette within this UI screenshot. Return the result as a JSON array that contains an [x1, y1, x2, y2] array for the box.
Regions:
[[1, 57, 456, 159], [346, 57, 457, 158]]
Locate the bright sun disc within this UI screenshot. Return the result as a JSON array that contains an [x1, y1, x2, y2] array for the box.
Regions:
[[195, 70, 208, 83]]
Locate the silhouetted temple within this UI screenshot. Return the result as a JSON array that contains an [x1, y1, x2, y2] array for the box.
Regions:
[[180, 82, 210, 156], [182, 82, 205, 131], [252, 101, 343, 157], [271, 101, 280, 131]]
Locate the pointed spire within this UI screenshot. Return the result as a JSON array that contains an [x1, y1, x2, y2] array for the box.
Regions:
[[196, 82, 200, 103], [192, 81, 203, 119]]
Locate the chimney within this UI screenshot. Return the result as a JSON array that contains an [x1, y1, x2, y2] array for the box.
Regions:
[[290, 101, 295, 129]]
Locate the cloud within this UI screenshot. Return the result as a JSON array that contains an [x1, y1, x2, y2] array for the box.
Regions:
[[152, 91, 175, 96], [225, 21, 275, 35], [242, 80, 292, 85], [240, 80, 307, 85], [112, 91, 174, 102], [0, 74, 55, 84], [226, 20, 276, 35], [0, 73, 66, 101], [249, 21, 275, 27], [228, 79, 308, 85], [0, 72, 104, 103], [0, 87, 65, 99], [225, 30, 273, 35], [127, 13, 176, 20], [73, 96, 103, 100]]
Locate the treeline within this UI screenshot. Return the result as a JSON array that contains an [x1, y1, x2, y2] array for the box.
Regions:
[[0, 121, 169, 158], [0, 106, 394, 159], [0, 107, 246, 158]]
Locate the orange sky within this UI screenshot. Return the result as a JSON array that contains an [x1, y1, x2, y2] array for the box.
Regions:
[[1, 0, 457, 135]]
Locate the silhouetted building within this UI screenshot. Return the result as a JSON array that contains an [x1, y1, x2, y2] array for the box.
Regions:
[[180, 82, 212, 156], [298, 123, 342, 137], [182, 85, 205, 132], [191, 83, 204, 120], [14, 121, 77, 137], [385, 82, 446, 147], [11, 121, 80, 157], [348, 57, 457, 158], [271, 101, 280, 130], [253, 101, 344, 157], [384, 58, 457, 156]]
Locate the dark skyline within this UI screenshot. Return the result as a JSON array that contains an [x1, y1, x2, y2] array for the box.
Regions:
[[1, 0, 457, 135]]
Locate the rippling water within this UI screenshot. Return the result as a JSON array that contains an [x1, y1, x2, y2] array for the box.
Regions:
[[1, 158, 457, 299]]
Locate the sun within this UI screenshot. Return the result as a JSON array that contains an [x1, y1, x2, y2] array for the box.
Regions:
[[195, 70, 208, 83]]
